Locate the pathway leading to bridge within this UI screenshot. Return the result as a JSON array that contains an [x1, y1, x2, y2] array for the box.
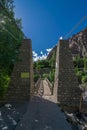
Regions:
[[15, 79, 72, 130]]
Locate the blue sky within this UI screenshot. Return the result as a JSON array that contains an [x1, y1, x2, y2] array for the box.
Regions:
[[14, 0, 87, 57]]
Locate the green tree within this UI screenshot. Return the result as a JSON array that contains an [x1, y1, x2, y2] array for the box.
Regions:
[[84, 58, 87, 71], [73, 56, 84, 68], [0, 0, 23, 97], [82, 75, 87, 84], [49, 51, 56, 68]]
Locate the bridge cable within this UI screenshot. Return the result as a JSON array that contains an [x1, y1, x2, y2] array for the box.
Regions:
[[64, 15, 87, 39]]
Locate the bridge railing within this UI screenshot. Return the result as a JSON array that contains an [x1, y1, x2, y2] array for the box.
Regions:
[[34, 78, 42, 93], [45, 78, 53, 95]]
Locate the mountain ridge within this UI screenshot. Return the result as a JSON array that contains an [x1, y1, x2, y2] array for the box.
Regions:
[[47, 28, 87, 59]]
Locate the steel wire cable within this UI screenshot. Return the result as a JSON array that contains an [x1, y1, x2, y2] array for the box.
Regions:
[[64, 16, 87, 39]]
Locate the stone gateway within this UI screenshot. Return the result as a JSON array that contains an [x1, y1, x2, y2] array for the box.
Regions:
[[54, 40, 81, 112], [1, 39, 34, 102]]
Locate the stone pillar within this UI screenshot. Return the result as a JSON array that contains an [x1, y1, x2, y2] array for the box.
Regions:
[[54, 40, 81, 112], [3, 39, 34, 102]]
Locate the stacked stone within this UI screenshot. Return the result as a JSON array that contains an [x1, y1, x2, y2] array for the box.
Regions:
[[55, 40, 81, 112], [2, 39, 34, 102]]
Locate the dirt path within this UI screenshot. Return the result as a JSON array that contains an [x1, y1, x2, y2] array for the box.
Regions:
[[15, 80, 72, 130]]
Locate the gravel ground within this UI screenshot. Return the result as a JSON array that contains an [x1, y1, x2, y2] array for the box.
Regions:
[[15, 96, 72, 130], [0, 79, 84, 130], [0, 102, 28, 130], [65, 111, 87, 130], [1, 100, 87, 130]]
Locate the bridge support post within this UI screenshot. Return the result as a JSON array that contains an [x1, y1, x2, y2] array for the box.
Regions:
[[54, 40, 81, 112], [0, 39, 34, 102]]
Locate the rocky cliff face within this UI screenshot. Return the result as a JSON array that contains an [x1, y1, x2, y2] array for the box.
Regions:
[[47, 28, 87, 60], [47, 45, 57, 59], [68, 28, 87, 57]]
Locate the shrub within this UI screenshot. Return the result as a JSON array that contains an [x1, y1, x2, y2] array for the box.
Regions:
[[84, 58, 87, 71], [76, 70, 84, 84], [73, 56, 84, 68], [42, 73, 49, 79], [34, 74, 39, 83], [49, 69, 55, 83], [82, 75, 87, 84], [0, 72, 10, 97]]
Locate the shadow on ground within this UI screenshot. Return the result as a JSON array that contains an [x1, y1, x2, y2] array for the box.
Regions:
[[15, 96, 72, 130]]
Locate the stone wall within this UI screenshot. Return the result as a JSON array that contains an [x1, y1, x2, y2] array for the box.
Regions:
[[54, 40, 81, 112], [1, 39, 34, 102]]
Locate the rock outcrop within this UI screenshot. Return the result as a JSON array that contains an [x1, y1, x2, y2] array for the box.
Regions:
[[48, 28, 87, 59], [68, 28, 87, 57]]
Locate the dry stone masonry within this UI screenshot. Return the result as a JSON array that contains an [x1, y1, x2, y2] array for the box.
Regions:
[[1, 39, 34, 102], [54, 40, 81, 112]]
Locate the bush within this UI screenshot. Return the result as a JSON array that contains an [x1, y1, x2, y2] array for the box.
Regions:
[[34, 74, 39, 83], [82, 75, 87, 84], [76, 69, 83, 84], [42, 73, 49, 79], [73, 57, 87, 84], [0, 72, 10, 97], [84, 58, 87, 71], [49, 69, 55, 83], [73, 56, 84, 68]]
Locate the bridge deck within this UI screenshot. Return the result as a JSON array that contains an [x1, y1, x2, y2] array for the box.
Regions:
[[43, 80, 51, 96], [15, 80, 72, 130]]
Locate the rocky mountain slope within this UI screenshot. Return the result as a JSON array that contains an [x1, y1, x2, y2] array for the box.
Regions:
[[69, 28, 87, 57], [47, 28, 87, 59]]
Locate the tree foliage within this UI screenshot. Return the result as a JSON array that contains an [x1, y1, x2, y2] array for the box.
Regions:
[[73, 56, 87, 85], [0, 0, 23, 97], [34, 60, 50, 70], [33, 51, 56, 84]]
